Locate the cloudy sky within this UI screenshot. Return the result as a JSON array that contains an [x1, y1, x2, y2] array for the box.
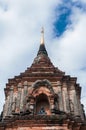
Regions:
[[0, 0, 86, 114]]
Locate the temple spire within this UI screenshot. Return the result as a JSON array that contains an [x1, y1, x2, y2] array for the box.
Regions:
[[37, 27, 48, 56], [41, 27, 44, 44]]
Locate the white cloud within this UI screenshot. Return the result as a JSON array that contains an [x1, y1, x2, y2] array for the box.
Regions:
[[53, 13, 86, 71], [0, 0, 61, 112], [0, 0, 86, 115], [50, 3, 86, 113]]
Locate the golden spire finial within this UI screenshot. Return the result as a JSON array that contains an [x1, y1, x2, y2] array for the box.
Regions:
[[41, 27, 44, 44]]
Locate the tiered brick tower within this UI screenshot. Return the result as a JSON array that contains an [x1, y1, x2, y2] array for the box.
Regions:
[[0, 28, 86, 130]]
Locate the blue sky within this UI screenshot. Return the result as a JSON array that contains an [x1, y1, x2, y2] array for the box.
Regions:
[[54, 0, 86, 36], [54, 1, 72, 36], [0, 0, 86, 114]]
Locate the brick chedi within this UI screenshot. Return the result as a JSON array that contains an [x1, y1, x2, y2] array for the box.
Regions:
[[0, 28, 86, 130]]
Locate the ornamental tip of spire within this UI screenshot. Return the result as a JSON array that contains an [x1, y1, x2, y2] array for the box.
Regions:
[[37, 27, 48, 56], [40, 27, 44, 45]]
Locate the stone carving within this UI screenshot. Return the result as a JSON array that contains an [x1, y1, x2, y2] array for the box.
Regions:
[[38, 107, 47, 115], [20, 102, 32, 116], [26, 101, 31, 113], [24, 97, 34, 115], [51, 96, 66, 115], [16, 88, 21, 112], [69, 100, 74, 113], [54, 97, 58, 110], [81, 104, 85, 119], [12, 97, 16, 112]]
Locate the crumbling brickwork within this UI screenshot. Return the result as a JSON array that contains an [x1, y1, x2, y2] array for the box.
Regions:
[[0, 31, 86, 130]]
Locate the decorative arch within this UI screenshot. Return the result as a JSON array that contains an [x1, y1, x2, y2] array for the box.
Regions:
[[27, 79, 59, 115], [31, 79, 55, 95]]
